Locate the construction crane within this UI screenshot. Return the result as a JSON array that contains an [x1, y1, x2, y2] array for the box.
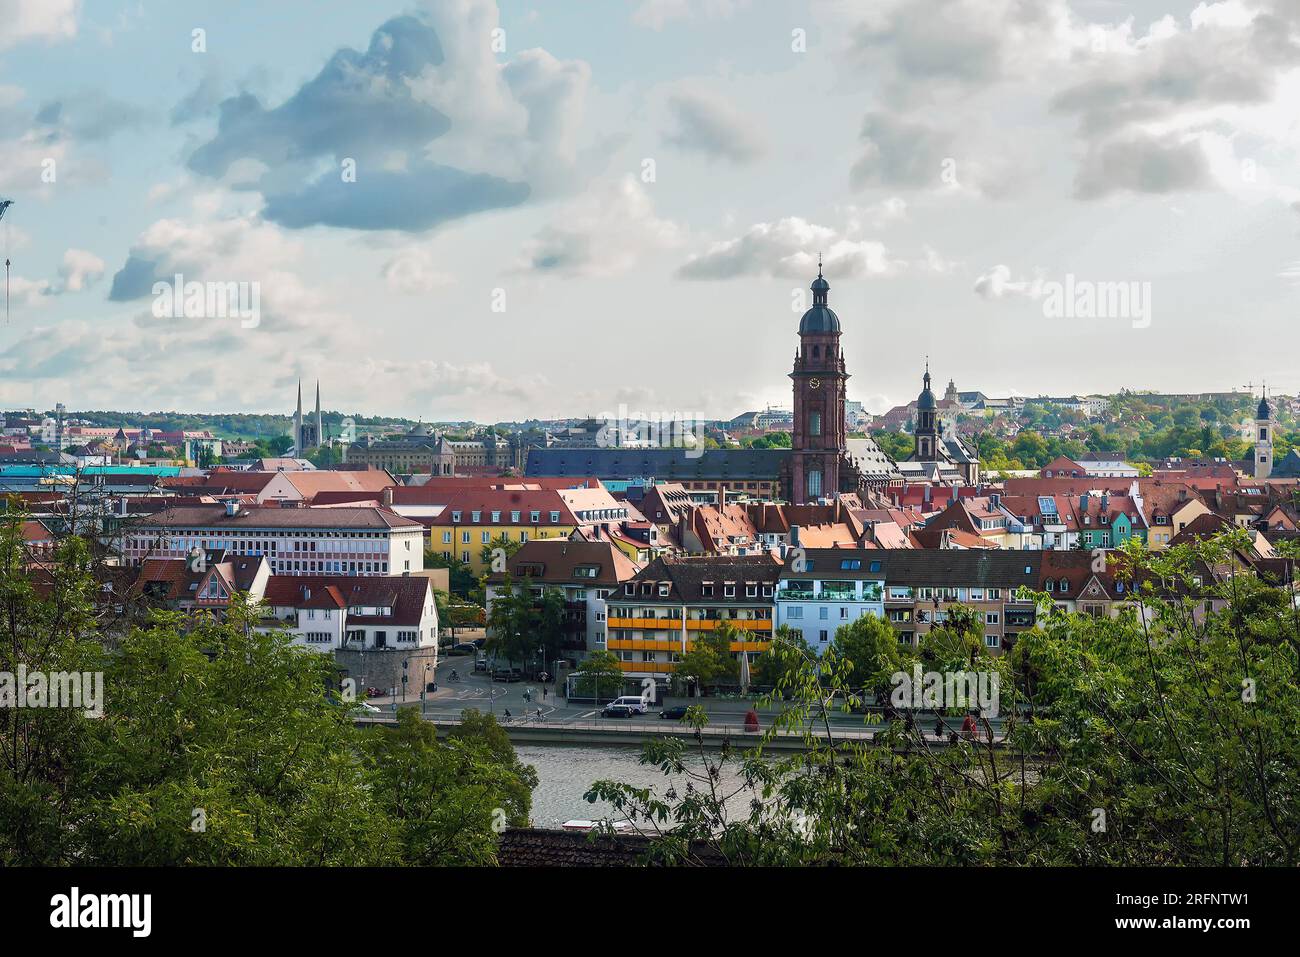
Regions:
[[0, 198, 12, 324]]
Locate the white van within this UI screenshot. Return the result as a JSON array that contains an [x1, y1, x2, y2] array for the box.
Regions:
[[609, 695, 650, 715]]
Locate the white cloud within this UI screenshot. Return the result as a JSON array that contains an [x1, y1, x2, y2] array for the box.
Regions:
[[381, 247, 456, 294], [518, 176, 682, 277], [0, 0, 79, 51], [973, 264, 1043, 300], [677, 217, 902, 280], [662, 88, 765, 164]]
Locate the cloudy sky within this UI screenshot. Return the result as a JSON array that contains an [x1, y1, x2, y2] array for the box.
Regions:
[[0, 0, 1298, 422]]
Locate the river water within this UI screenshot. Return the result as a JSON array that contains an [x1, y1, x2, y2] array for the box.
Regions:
[[517, 743, 754, 829]]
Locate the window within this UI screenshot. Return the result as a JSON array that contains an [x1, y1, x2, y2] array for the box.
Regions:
[[472, 511, 481, 523], [549, 511, 560, 523], [810, 411, 822, 436], [491, 511, 501, 523], [985, 612, 999, 625], [530, 510, 540, 523], [451, 511, 461, 523], [788, 607, 803, 619], [984, 634, 1000, 648]]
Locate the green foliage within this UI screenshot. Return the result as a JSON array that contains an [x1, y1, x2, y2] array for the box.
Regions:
[[590, 532, 1300, 865], [677, 620, 740, 688], [485, 576, 566, 669], [828, 613, 908, 693], [573, 650, 626, 699], [0, 507, 535, 865]]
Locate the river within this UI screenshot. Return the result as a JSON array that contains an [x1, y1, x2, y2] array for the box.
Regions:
[[517, 743, 754, 828]]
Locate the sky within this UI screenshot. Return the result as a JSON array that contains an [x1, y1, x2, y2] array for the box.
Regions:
[[0, 0, 1297, 423]]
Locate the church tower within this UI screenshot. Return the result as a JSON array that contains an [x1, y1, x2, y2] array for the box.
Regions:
[[1255, 389, 1274, 479], [789, 260, 849, 503], [914, 364, 939, 461], [294, 379, 303, 455], [314, 380, 323, 450]]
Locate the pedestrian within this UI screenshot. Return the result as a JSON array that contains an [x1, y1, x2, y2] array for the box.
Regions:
[[542, 687, 548, 701], [961, 711, 977, 741]]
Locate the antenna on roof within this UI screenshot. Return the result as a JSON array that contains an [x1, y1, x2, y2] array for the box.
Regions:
[[0, 199, 13, 324]]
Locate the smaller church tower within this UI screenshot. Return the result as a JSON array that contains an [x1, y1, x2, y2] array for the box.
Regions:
[[294, 379, 303, 455], [914, 364, 939, 460], [1255, 388, 1274, 479]]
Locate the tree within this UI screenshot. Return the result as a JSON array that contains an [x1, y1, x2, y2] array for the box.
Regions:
[[751, 625, 813, 689], [425, 549, 478, 597], [366, 708, 536, 864], [590, 531, 1300, 865], [574, 650, 625, 700], [0, 507, 536, 865], [677, 620, 740, 689], [829, 612, 907, 694], [479, 533, 523, 572]]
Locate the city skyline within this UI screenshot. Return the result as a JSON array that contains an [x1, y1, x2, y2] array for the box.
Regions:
[[1, 0, 1298, 421]]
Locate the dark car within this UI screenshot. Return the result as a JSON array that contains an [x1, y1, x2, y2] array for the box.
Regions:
[[659, 706, 689, 720], [492, 668, 524, 683], [450, 643, 478, 655], [365, 687, 386, 699], [471, 637, 487, 648], [601, 704, 634, 718]]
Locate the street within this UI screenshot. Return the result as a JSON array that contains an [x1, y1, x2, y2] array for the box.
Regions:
[[364, 654, 1010, 740]]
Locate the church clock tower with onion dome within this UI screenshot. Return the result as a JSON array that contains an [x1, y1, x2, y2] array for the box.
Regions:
[[789, 259, 849, 504]]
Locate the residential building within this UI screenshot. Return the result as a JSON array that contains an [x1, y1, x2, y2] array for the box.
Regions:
[[122, 503, 425, 576], [605, 555, 781, 678], [485, 539, 643, 659], [775, 548, 886, 651]]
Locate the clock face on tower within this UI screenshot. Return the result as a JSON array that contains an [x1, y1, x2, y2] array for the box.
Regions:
[[809, 377, 821, 389]]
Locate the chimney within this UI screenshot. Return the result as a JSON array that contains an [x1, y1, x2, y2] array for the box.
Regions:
[[718, 486, 726, 510], [382, 486, 394, 507], [790, 525, 801, 547]]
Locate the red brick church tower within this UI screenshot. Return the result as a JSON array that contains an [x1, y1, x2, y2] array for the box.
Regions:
[[789, 260, 849, 504]]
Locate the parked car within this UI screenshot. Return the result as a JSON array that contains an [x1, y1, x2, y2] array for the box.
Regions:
[[601, 704, 634, 719], [365, 687, 386, 699], [492, 668, 524, 683], [473, 658, 489, 672], [607, 695, 650, 715], [450, 643, 478, 655], [351, 702, 381, 715], [471, 637, 486, 648], [659, 706, 689, 720]]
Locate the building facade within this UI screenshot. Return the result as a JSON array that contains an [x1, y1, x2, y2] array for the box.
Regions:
[[123, 503, 426, 576]]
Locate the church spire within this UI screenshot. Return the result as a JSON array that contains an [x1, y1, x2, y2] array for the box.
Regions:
[[294, 379, 303, 454]]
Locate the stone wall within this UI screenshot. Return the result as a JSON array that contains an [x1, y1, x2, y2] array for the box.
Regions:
[[334, 647, 438, 696]]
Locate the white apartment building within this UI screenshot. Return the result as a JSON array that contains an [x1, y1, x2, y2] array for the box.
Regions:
[[123, 502, 425, 576]]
